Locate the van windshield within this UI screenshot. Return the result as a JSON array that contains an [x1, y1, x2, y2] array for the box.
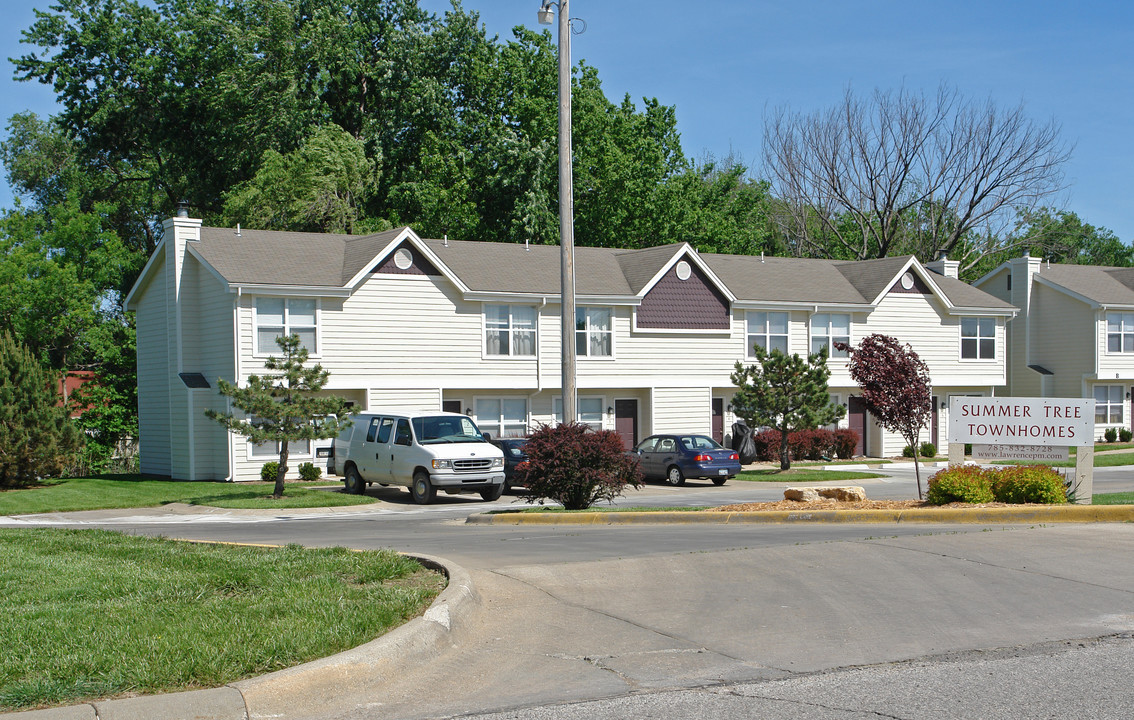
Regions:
[[413, 416, 486, 444]]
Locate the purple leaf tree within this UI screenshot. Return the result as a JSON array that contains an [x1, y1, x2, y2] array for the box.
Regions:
[[837, 334, 933, 499]]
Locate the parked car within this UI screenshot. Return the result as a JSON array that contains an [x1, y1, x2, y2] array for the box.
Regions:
[[330, 410, 505, 504], [630, 434, 741, 486], [489, 437, 529, 492]]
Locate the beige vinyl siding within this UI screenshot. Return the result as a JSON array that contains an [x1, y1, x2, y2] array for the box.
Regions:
[[134, 257, 172, 477], [652, 387, 711, 435], [843, 295, 1006, 387], [186, 259, 235, 480], [367, 387, 442, 412], [1032, 284, 1094, 398]]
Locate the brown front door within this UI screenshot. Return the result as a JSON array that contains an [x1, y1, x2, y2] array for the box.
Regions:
[[848, 396, 868, 456], [614, 399, 638, 451], [931, 395, 939, 449], [712, 398, 725, 444]]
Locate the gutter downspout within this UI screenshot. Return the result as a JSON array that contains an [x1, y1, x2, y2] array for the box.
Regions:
[[226, 288, 241, 482]]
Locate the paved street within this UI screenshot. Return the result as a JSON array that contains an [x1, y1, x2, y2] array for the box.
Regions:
[[7, 466, 1134, 719]]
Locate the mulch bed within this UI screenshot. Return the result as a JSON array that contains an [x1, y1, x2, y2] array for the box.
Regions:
[[712, 499, 1013, 512]]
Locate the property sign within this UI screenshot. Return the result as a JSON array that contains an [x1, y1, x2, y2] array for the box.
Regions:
[[972, 444, 1070, 461], [948, 397, 1094, 447]]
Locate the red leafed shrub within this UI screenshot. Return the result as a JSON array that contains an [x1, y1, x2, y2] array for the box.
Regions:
[[833, 429, 859, 459], [755, 428, 843, 462], [516, 422, 642, 510], [753, 430, 782, 462]]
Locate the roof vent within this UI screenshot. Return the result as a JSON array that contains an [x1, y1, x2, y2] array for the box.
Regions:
[[235, 223, 241, 238], [525, 238, 530, 252], [443, 234, 448, 248]]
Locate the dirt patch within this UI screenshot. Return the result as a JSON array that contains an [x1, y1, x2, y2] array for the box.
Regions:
[[712, 499, 1014, 512]]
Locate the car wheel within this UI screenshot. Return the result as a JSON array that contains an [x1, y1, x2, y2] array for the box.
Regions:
[[480, 483, 504, 501], [344, 465, 365, 495], [411, 470, 436, 505], [712, 476, 727, 486], [666, 466, 685, 486]]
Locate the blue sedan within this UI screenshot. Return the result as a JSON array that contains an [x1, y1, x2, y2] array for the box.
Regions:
[[631, 434, 741, 486]]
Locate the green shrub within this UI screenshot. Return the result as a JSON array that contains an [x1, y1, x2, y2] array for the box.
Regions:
[[1104, 427, 1118, 443], [298, 462, 321, 481], [926, 465, 994, 505], [1121, 428, 1133, 443], [991, 465, 1068, 504], [260, 462, 280, 482], [919, 442, 937, 458], [902, 444, 916, 458], [517, 422, 642, 509]]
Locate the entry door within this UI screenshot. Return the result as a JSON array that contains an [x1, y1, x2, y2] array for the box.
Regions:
[[712, 398, 725, 444], [847, 397, 868, 457], [614, 399, 638, 451], [931, 395, 939, 449]]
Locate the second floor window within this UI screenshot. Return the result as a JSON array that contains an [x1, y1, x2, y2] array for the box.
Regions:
[[811, 313, 849, 358], [256, 298, 317, 354], [747, 311, 788, 356], [961, 317, 995, 360], [486, 305, 536, 356], [576, 307, 612, 357], [1108, 313, 1134, 353]]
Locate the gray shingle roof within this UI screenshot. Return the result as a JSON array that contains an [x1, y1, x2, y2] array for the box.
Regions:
[[1038, 264, 1134, 306], [186, 225, 1011, 311]]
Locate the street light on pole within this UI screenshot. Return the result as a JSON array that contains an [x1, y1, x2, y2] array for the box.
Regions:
[[538, 0, 577, 425]]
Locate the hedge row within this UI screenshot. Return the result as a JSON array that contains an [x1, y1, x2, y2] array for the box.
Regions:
[[752, 428, 859, 462], [926, 464, 1068, 505]]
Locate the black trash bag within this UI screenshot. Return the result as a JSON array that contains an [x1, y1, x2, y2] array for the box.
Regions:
[[731, 421, 757, 464]]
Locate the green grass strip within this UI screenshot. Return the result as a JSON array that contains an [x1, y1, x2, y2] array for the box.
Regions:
[[0, 529, 442, 711], [0, 475, 372, 515], [997, 452, 1134, 468], [734, 469, 884, 483], [1091, 492, 1134, 505]]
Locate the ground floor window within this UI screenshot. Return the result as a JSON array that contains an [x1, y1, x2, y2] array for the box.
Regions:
[[1095, 385, 1124, 424], [553, 396, 604, 431], [475, 397, 528, 438]]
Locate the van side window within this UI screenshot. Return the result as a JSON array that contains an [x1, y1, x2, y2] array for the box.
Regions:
[[394, 419, 413, 446], [376, 418, 394, 444], [366, 417, 382, 443]]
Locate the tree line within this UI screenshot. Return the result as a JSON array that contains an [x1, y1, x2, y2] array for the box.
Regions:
[[1, 0, 1128, 472]]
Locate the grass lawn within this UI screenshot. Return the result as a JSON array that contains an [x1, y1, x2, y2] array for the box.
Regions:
[[1091, 492, 1134, 505], [998, 452, 1134, 468], [0, 529, 443, 711], [735, 468, 884, 483], [0, 475, 372, 515]]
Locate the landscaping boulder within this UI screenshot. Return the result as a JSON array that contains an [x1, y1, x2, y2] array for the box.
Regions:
[[818, 486, 867, 502], [784, 487, 821, 502]]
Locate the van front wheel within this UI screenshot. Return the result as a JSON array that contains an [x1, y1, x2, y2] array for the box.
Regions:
[[411, 471, 436, 505], [480, 483, 504, 501]]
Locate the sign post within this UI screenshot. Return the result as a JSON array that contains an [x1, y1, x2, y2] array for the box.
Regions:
[[947, 397, 1095, 504]]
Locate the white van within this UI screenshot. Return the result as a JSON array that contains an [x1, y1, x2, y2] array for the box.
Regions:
[[330, 410, 506, 504]]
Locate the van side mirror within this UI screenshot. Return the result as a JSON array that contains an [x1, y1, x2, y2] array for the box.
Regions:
[[483, 432, 493, 441], [395, 433, 412, 447]]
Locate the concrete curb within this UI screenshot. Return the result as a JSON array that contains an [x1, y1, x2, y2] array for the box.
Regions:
[[466, 504, 1134, 525], [4, 554, 477, 720]]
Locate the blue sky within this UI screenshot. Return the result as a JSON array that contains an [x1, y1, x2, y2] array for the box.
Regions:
[[3, 0, 1132, 242]]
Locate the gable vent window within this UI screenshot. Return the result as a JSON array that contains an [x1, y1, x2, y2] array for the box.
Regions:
[[393, 248, 414, 269], [675, 260, 692, 281], [256, 298, 317, 354]]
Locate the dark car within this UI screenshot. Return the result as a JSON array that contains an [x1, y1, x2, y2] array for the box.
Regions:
[[631, 434, 741, 486], [490, 437, 529, 492]]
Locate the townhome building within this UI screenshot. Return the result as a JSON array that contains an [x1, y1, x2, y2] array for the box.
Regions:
[[124, 212, 1015, 482], [975, 255, 1134, 439]]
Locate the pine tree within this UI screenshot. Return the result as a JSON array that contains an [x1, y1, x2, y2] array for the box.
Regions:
[[205, 334, 355, 498], [0, 331, 83, 487], [730, 346, 845, 470]]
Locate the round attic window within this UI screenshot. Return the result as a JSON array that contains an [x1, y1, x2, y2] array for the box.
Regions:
[[675, 260, 692, 281], [394, 248, 414, 270], [900, 271, 915, 290]]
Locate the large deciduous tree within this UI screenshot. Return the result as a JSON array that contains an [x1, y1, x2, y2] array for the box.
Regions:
[[838, 334, 933, 498], [730, 347, 844, 471], [205, 334, 355, 499], [764, 84, 1071, 268]]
